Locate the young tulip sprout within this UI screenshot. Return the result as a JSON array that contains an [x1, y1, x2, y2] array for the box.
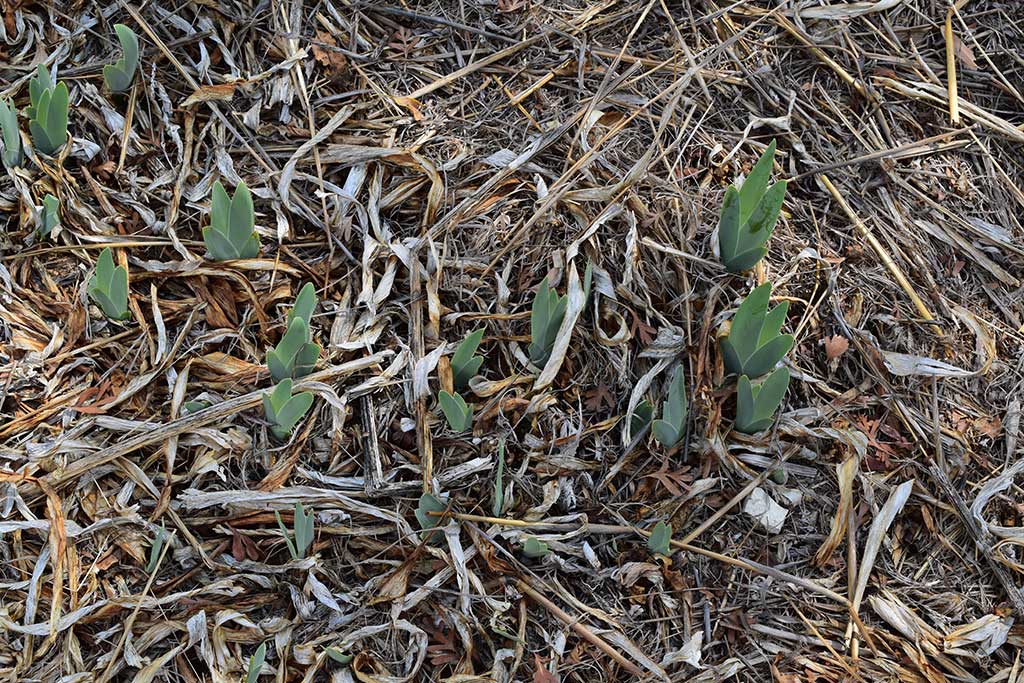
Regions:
[[275, 501, 315, 559], [450, 328, 484, 390], [652, 367, 688, 448], [735, 367, 790, 434], [203, 180, 260, 260], [87, 247, 130, 320], [718, 140, 787, 273], [262, 379, 314, 439], [266, 286, 320, 382], [26, 64, 69, 156], [720, 282, 793, 379], [438, 390, 473, 432], [103, 24, 140, 93], [529, 277, 568, 367]]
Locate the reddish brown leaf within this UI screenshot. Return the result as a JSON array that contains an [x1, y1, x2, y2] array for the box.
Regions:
[[822, 335, 849, 361]]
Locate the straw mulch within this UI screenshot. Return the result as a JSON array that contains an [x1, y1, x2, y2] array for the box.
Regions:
[[2, 1, 1023, 681]]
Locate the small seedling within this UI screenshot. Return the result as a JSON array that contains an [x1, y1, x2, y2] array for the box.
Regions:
[[451, 328, 484, 390], [262, 379, 314, 439], [39, 194, 59, 238], [415, 492, 447, 542], [0, 98, 22, 167], [203, 180, 260, 260], [103, 24, 140, 93], [325, 648, 353, 665], [718, 140, 787, 273], [266, 317, 320, 382], [88, 247, 130, 320], [438, 390, 473, 433], [630, 400, 654, 435], [647, 521, 672, 556], [652, 367, 688, 448], [275, 501, 315, 559], [735, 367, 790, 434], [246, 642, 267, 683], [720, 282, 793, 378], [145, 524, 167, 573], [521, 536, 549, 558], [183, 399, 211, 414], [528, 277, 567, 366], [26, 64, 69, 156]]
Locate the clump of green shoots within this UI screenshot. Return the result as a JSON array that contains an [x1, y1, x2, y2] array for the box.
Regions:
[[451, 329, 484, 390], [262, 378, 313, 439], [529, 277, 567, 366], [718, 140, 786, 273], [275, 502, 315, 559], [438, 390, 473, 432], [735, 367, 790, 434], [720, 282, 793, 379], [652, 367, 688, 448], [0, 98, 22, 167], [26, 65, 69, 156], [203, 180, 260, 260], [266, 283, 320, 381], [103, 24, 140, 93], [87, 247, 130, 320]]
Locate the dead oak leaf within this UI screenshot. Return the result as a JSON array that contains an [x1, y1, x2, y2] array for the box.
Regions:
[[822, 334, 850, 361], [533, 654, 559, 683]]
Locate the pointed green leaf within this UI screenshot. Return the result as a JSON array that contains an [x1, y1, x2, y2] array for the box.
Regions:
[[0, 99, 22, 167], [753, 366, 790, 423], [246, 642, 267, 683], [729, 283, 772, 359], [108, 265, 129, 318], [293, 343, 320, 379], [211, 181, 230, 234], [269, 379, 294, 411], [439, 390, 471, 432], [663, 367, 687, 429], [744, 179, 786, 241], [326, 648, 353, 665], [454, 355, 483, 390], [47, 82, 69, 149], [531, 278, 551, 347], [275, 391, 314, 432], [647, 521, 672, 556], [111, 24, 139, 90], [288, 283, 317, 327], [718, 185, 741, 262], [40, 194, 59, 236], [630, 400, 653, 435], [652, 419, 680, 448], [202, 225, 240, 260], [738, 140, 776, 226], [743, 334, 794, 379], [719, 338, 743, 377], [239, 233, 260, 259], [452, 329, 483, 374], [759, 301, 789, 346], [229, 181, 255, 245]]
